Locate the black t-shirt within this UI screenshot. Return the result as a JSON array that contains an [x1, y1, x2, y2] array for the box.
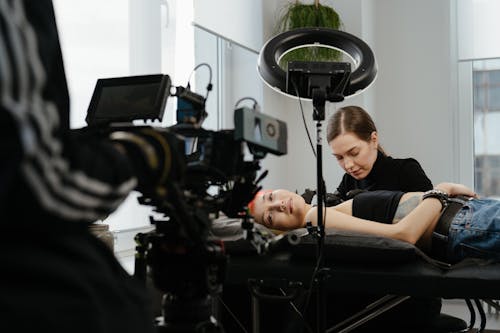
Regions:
[[336, 151, 432, 200], [352, 190, 405, 224]]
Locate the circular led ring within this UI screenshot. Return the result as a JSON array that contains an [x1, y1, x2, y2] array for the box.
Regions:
[[258, 27, 377, 98]]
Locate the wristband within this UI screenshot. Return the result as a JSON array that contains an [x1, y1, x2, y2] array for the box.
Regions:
[[422, 189, 449, 211]]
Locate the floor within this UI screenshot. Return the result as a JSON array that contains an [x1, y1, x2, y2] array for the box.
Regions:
[[442, 299, 500, 331]]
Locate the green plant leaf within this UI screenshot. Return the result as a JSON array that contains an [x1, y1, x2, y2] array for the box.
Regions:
[[274, 2, 344, 68]]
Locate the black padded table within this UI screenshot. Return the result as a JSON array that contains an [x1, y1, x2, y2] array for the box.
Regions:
[[218, 228, 500, 332]]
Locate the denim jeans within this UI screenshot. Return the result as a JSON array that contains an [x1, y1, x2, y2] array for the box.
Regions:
[[447, 198, 500, 263]]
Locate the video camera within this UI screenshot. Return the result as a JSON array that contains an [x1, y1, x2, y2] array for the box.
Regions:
[[85, 73, 286, 217], [85, 72, 287, 332]]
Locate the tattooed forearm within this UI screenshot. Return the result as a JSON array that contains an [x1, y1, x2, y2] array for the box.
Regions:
[[393, 195, 421, 223]]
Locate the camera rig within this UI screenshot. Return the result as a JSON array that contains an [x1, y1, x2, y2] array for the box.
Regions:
[[85, 73, 287, 332]]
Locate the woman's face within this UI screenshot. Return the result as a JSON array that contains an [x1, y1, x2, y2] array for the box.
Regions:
[[329, 131, 379, 180], [251, 190, 308, 231]]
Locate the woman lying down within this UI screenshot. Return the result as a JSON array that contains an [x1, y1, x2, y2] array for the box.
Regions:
[[248, 182, 500, 264]]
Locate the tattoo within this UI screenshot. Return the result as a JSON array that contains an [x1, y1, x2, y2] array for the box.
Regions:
[[393, 195, 421, 223]]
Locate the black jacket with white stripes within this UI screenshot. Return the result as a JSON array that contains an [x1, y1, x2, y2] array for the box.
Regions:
[[0, 0, 136, 224], [0, 2, 154, 332]]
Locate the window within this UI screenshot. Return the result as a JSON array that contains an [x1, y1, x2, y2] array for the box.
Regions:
[[193, 26, 262, 131], [53, 0, 130, 129], [53, 0, 196, 230], [473, 60, 500, 197], [456, 0, 500, 198], [53, 0, 259, 230]]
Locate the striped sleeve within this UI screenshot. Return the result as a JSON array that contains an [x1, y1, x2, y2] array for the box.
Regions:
[[0, 0, 137, 222]]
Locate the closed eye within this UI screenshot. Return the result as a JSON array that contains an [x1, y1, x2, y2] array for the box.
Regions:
[[348, 147, 360, 156], [265, 192, 274, 226], [266, 212, 273, 227]]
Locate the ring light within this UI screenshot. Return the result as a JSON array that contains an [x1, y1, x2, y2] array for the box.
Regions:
[[258, 27, 377, 100], [257, 29, 378, 332]]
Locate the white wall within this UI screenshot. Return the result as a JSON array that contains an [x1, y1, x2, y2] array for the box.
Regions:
[[129, 0, 162, 74], [368, 0, 457, 185], [457, 0, 500, 61], [194, 0, 460, 192], [259, 0, 376, 193], [257, 0, 459, 193], [193, 0, 263, 53]]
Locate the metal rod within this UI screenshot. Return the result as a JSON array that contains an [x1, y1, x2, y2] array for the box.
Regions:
[[328, 296, 411, 333]]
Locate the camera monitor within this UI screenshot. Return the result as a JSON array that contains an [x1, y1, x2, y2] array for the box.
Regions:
[[85, 74, 171, 126]]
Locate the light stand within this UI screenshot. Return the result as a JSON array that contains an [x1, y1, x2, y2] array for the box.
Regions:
[[257, 27, 377, 333], [295, 63, 350, 333], [312, 87, 329, 333]]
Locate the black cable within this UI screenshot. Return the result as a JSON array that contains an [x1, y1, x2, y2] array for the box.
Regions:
[[183, 63, 213, 155], [216, 295, 249, 333], [234, 96, 259, 111], [186, 62, 213, 100], [291, 78, 316, 158], [278, 288, 314, 333]]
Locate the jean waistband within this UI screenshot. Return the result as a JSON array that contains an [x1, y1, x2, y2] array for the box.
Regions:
[[434, 197, 468, 236], [431, 196, 469, 261]]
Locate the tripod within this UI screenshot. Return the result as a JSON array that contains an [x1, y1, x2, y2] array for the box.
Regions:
[[135, 231, 227, 333]]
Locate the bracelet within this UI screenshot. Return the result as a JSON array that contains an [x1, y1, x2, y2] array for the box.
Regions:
[[422, 189, 449, 211]]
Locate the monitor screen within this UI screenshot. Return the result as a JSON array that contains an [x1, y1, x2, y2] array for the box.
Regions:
[[85, 74, 171, 126]]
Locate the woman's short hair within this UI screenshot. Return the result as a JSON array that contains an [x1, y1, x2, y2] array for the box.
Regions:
[[248, 189, 271, 217]]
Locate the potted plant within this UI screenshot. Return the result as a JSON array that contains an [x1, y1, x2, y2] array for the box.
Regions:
[[275, 0, 344, 68]]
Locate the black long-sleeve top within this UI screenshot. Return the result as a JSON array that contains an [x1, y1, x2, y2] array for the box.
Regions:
[[336, 151, 433, 200]]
